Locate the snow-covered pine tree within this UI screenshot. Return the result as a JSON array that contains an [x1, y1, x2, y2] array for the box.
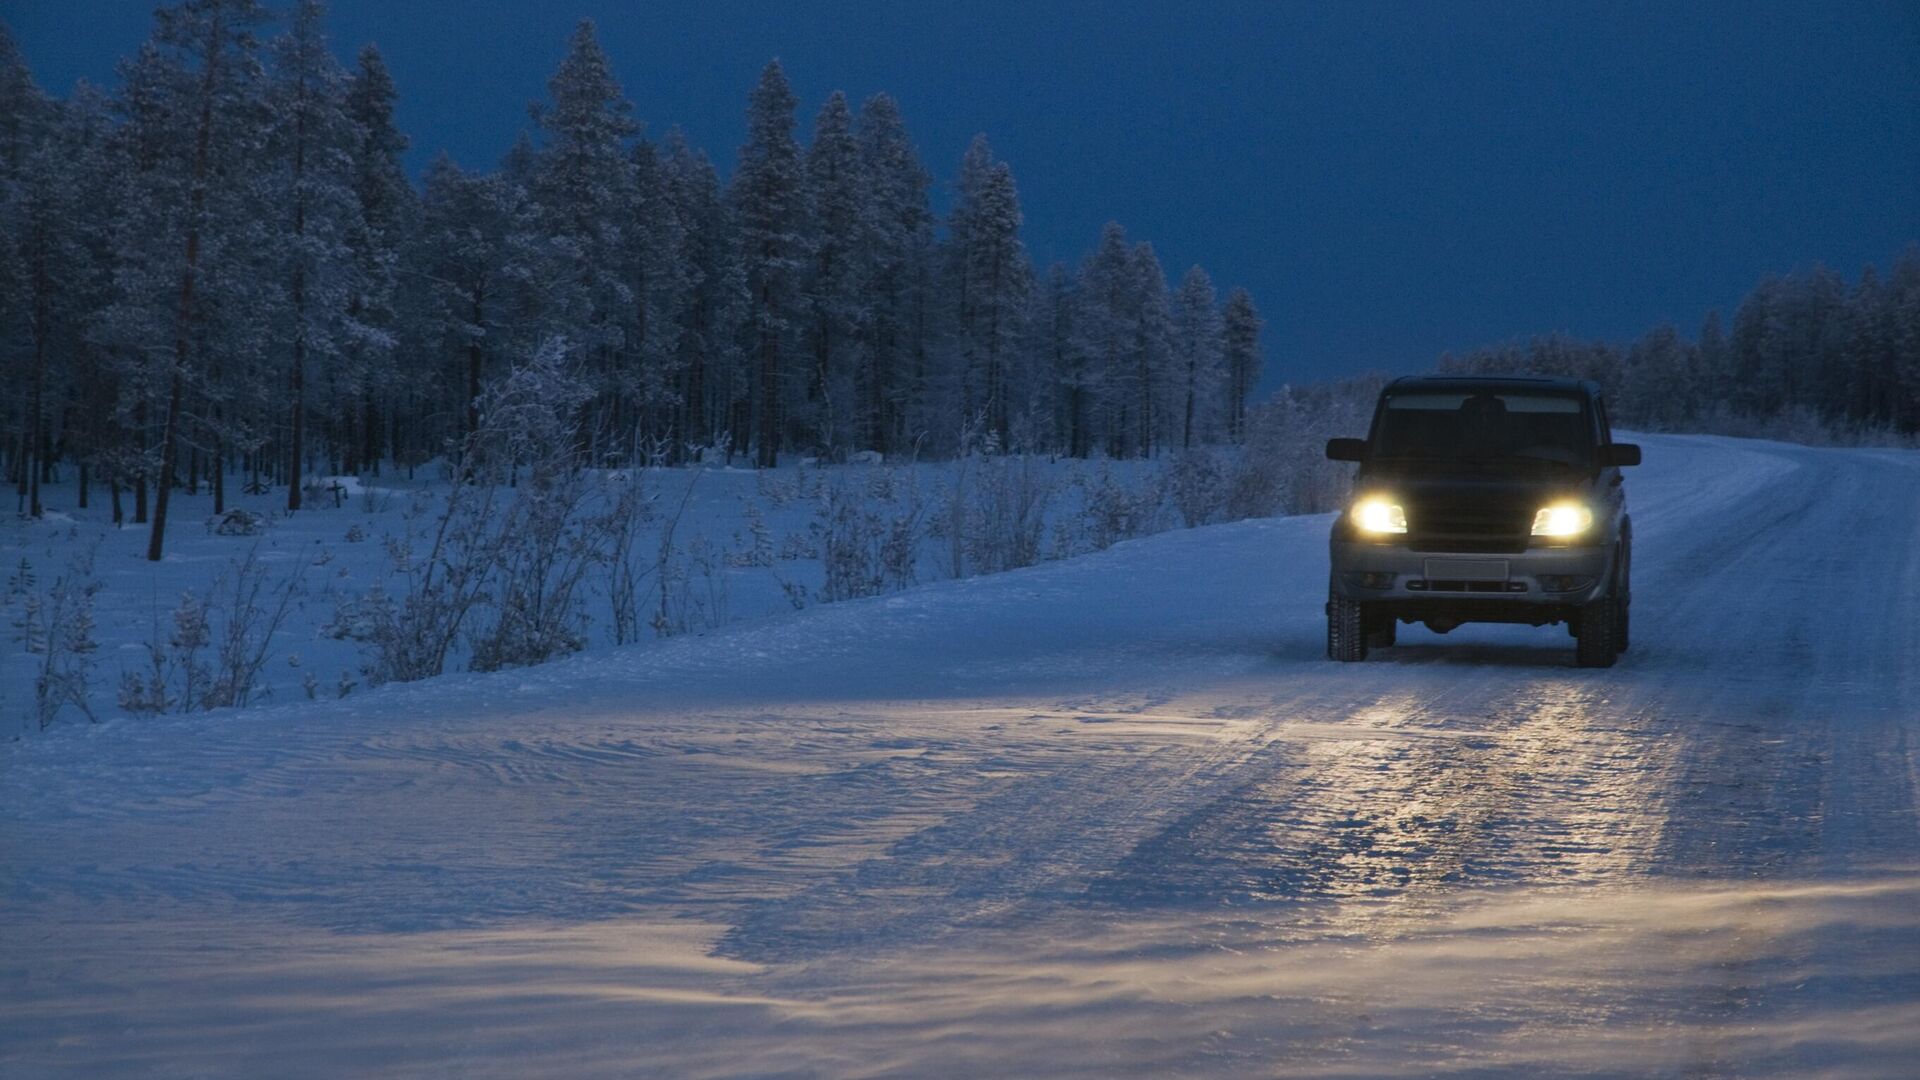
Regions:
[[1885, 249, 1920, 432], [1620, 324, 1691, 430], [624, 138, 688, 454], [269, 0, 360, 510], [0, 26, 48, 509], [1029, 263, 1082, 455], [0, 43, 53, 515], [945, 136, 1030, 451], [339, 43, 411, 475], [407, 155, 517, 453], [731, 60, 805, 468], [1127, 241, 1171, 455], [115, 0, 273, 560], [93, 42, 185, 525], [0, 24, 45, 175], [1170, 265, 1223, 450], [801, 91, 866, 458], [659, 130, 744, 455], [41, 85, 120, 513], [1073, 222, 1136, 457], [970, 161, 1030, 451], [526, 19, 639, 462], [1221, 287, 1262, 443], [853, 93, 933, 457]]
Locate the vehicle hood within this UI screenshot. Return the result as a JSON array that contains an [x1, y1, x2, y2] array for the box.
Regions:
[[1354, 467, 1587, 510]]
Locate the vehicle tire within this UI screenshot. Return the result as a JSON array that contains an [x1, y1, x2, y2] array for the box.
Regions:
[[1574, 596, 1619, 668], [1366, 613, 1397, 648], [1327, 595, 1368, 662]]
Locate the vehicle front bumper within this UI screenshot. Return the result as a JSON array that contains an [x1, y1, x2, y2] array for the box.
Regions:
[[1329, 539, 1613, 609]]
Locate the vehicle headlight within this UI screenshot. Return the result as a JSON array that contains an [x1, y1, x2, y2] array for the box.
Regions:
[[1351, 496, 1407, 535], [1531, 503, 1593, 537]]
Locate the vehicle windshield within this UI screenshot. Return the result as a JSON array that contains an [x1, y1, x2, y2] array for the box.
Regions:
[[1370, 391, 1595, 470]]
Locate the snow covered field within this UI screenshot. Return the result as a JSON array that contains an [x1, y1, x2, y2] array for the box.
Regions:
[[3, 433, 1918, 1077], [0, 454, 1184, 739]]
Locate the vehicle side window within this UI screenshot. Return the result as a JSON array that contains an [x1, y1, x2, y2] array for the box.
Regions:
[[1594, 396, 1613, 445]]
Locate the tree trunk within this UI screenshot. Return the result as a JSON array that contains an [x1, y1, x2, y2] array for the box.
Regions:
[[287, 80, 308, 513], [148, 7, 222, 562], [466, 286, 484, 437], [361, 387, 379, 476], [1182, 354, 1197, 451], [755, 270, 780, 469], [26, 219, 47, 518]]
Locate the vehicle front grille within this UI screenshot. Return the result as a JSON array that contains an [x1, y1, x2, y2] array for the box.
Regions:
[[1407, 504, 1529, 554]]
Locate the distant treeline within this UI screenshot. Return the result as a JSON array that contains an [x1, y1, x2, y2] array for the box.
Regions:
[[1440, 254, 1920, 441], [0, 2, 1262, 556]]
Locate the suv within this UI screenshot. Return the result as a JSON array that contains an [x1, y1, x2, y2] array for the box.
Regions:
[[1324, 376, 1640, 667]]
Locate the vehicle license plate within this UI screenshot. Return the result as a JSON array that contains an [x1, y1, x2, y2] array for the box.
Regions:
[[1423, 558, 1510, 581]]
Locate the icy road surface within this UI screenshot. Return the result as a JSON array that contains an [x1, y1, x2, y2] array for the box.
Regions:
[[4, 434, 1918, 1078]]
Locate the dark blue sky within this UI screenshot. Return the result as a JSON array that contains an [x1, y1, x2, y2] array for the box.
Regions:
[[8, 1, 1919, 385]]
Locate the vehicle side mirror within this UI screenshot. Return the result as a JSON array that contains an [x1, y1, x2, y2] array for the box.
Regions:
[[1325, 438, 1368, 463], [1602, 443, 1641, 467]]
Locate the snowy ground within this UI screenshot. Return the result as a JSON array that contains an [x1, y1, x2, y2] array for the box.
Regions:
[[3, 433, 1918, 1077], [0, 454, 1172, 738]]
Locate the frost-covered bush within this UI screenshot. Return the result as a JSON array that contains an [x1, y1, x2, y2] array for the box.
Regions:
[[814, 478, 926, 602], [1168, 448, 1226, 528], [119, 549, 304, 714], [17, 546, 102, 730], [209, 508, 267, 536], [960, 455, 1054, 575], [324, 586, 395, 643], [1225, 377, 1382, 520], [1077, 462, 1162, 552], [468, 465, 616, 673]]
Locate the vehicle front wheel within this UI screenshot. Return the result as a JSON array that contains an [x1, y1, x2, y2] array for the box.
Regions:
[[1574, 596, 1619, 668], [1327, 595, 1368, 662]]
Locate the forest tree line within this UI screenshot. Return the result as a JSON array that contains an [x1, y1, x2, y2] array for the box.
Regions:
[[1439, 254, 1920, 440], [0, 2, 1264, 557]]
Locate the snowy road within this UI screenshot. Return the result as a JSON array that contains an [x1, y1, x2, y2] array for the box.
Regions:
[[4, 434, 1919, 1078]]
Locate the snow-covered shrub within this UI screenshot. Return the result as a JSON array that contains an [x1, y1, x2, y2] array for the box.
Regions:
[[1225, 378, 1380, 520], [778, 530, 816, 561], [729, 503, 775, 568], [468, 465, 618, 673], [961, 455, 1054, 575], [654, 533, 730, 636], [1077, 462, 1162, 552], [360, 480, 506, 686], [26, 546, 100, 730], [324, 586, 395, 643], [118, 590, 204, 717], [1167, 448, 1226, 528], [209, 508, 267, 536], [805, 468, 926, 600], [8, 559, 42, 655], [756, 470, 800, 509], [343, 523, 367, 543], [600, 473, 653, 647], [120, 550, 306, 714], [367, 339, 604, 682], [200, 549, 305, 710], [815, 481, 886, 602]]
